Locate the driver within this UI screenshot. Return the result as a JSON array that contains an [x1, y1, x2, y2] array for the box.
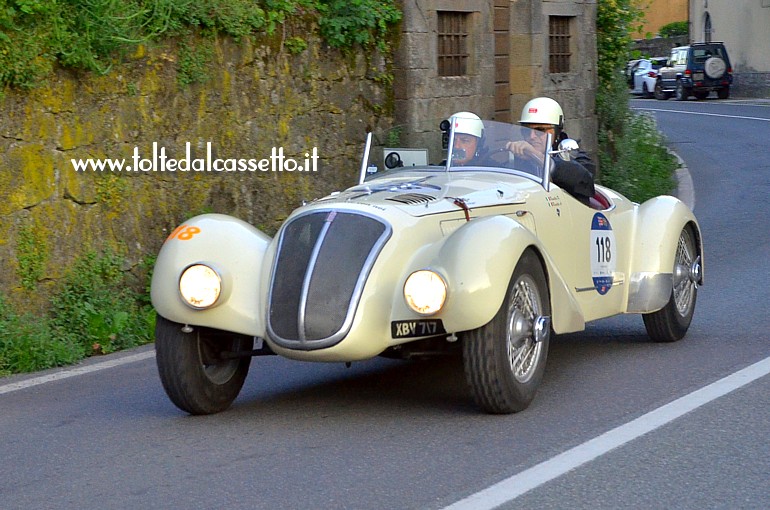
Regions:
[[506, 96, 596, 176], [506, 97, 596, 204], [447, 111, 484, 166]]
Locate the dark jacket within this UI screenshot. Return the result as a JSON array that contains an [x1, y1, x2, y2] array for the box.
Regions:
[[552, 131, 595, 205]]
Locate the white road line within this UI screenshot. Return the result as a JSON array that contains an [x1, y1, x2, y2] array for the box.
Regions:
[[633, 107, 770, 122], [443, 355, 770, 510], [0, 350, 156, 395]]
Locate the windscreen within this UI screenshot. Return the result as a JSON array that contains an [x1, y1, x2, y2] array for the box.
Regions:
[[361, 116, 550, 185]]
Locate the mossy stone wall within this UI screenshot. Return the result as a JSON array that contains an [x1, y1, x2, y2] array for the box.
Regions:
[[0, 34, 391, 312]]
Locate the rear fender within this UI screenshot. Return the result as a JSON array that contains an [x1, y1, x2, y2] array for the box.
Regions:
[[627, 196, 704, 313], [430, 215, 584, 333], [151, 214, 273, 336]]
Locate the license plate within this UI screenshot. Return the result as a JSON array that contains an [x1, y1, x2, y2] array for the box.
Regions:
[[391, 319, 446, 338], [693, 72, 704, 81]]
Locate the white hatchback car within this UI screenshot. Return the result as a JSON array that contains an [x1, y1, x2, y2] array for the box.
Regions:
[[631, 57, 668, 98]]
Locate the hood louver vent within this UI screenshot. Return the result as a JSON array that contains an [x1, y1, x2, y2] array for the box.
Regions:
[[386, 193, 437, 205]]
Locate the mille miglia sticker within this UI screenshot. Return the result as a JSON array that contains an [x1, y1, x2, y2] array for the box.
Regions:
[[590, 212, 616, 295]]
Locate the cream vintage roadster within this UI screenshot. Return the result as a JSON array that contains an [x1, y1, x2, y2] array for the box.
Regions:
[[151, 114, 703, 415]]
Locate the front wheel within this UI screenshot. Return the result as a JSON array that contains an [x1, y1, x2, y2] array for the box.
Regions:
[[462, 250, 551, 414], [155, 314, 252, 415], [643, 225, 700, 342]]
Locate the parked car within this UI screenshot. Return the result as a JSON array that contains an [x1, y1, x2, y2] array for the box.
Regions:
[[631, 57, 668, 98], [655, 42, 733, 100], [150, 114, 704, 416], [624, 58, 643, 88]]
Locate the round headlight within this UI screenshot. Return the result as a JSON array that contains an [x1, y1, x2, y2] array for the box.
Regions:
[[179, 264, 221, 309], [404, 270, 447, 315]]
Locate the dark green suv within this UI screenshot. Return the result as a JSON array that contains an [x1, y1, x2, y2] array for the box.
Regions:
[[654, 42, 733, 101]]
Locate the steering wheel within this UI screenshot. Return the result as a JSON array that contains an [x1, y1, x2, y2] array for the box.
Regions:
[[478, 147, 515, 167]]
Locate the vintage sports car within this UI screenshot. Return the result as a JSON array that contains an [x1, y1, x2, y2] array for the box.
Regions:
[[151, 114, 704, 415]]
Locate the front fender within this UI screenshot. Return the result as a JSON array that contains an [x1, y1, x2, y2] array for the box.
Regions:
[[627, 196, 704, 312], [151, 214, 272, 336], [430, 215, 583, 333]]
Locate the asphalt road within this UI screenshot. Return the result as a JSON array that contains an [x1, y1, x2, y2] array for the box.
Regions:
[[2, 97, 770, 509]]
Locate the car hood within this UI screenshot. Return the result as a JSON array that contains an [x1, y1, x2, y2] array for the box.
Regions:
[[311, 170, 531, 217]]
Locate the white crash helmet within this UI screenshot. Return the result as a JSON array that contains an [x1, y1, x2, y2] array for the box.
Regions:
[[449, 111, 483, 139], [519, 97, 564, 129]]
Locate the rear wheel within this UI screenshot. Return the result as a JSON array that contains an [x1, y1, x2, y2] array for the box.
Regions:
[[155, 314, 252, 415], [675, 81, 689, 101], [462, 250, 551, 414], [654, 80, 671, 100], [717, 86, 730, 99], [643, 226, 700, 342], [642, 83, 654, 99]]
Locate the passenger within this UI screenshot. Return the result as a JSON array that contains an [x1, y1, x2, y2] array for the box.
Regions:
[[446, 111, 484, 166]]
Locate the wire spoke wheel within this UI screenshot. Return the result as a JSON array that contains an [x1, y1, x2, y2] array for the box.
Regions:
[[643, 225, 700, 342], [507, 276, 545, 383], [463, 250, 551, 414], [673, 229, 698, 316]]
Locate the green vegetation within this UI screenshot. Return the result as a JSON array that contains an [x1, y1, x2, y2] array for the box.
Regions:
[[659, 21, 688, 38], [596, 0, 679, 202], [0, 0, 402, 89], [15, 221, 49, 291], [0, 250, 154, 376]]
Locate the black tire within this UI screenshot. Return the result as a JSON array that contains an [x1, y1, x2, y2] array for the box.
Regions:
[[642, 83, 654, 99], [694, 91, 709, 100], [654, 81, 670, 101], [643, 225, 700, 342], [717, 86, 730, 99], [462, 250, 551, 414], [675, 81, 689, 101], [155, 314, 252, 415]]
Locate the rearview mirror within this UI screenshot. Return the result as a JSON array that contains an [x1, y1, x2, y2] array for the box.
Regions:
[[550, 138, 579, 161]]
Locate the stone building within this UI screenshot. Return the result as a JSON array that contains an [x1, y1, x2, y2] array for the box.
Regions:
[[690, 1, 770, 98], [394, 0, 598, 156]]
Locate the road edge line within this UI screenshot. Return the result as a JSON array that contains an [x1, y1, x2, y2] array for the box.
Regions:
[[0, 349, 156, 395]]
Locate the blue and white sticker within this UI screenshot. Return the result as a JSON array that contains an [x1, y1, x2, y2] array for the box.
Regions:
[[590, 213, 616, 295]]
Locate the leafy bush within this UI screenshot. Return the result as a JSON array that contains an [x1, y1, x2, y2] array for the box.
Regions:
[[0, 296, 80, 376], [596, 0, 678, 201], [1, 249, 155, 376], [659, 21, 688, 38], [50, 250, 155, 357], [317, 0, 402, 52], [597, 76, 676, 201]]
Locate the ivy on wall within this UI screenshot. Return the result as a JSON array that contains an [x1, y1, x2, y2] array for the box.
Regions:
[[0, 0, 401, 89]]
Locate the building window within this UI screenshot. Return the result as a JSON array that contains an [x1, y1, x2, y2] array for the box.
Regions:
[[549, 16, 572, 73], [438, 11, 469, 76]]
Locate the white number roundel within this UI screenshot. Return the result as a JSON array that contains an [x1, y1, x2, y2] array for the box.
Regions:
[[590, 213, 616, 295]]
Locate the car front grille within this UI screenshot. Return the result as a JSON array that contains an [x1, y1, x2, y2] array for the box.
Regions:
[[267, 210, 391, 350]]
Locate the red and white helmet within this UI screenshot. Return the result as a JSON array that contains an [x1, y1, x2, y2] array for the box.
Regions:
[[519, 97, 564, 128], [449, 111, 483, 138]]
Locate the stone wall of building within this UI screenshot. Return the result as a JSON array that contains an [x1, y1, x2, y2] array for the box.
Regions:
[[396, 0, 598, 158]]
